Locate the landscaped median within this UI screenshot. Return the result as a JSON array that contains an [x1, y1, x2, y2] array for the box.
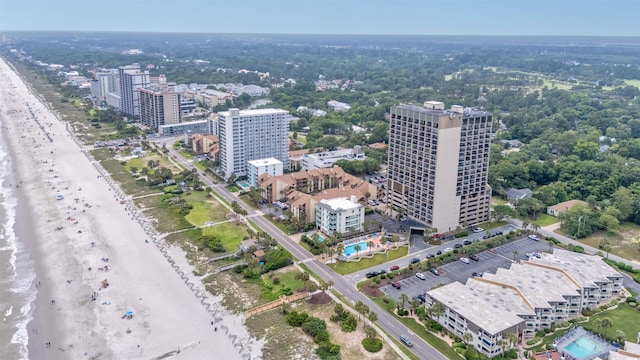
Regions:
[[329, 246, 409, 274]]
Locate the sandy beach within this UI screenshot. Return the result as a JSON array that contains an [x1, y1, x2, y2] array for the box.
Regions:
[[0, 57, 258, 359]]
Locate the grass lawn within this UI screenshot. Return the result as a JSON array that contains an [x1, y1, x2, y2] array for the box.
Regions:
[[263, 215, 290, 234], [567, 222, 640, 263], [328, 247, 409, 274], [530, 214, 559, 227], [491, 196, 507, 206], [226, 185, 241, 192], [183, 191, 230, 225], [100, 158, 159, 196], [582, 303, 640, 342], [525, 327, 572, 352], [201, 222, 249, 252], [624, 80, 640, 88], [261, 270, 306, 301], [475, 221, 508, 231]]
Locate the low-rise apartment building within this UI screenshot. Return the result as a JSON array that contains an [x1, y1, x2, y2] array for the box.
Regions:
[[315, 196, 365, 235], [426, 249, 623, 358], [247, 158, 283, 188], [301, 146, 365, 171]]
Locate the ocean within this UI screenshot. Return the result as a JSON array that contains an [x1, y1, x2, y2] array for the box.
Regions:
[[0, 115, 37, 360]]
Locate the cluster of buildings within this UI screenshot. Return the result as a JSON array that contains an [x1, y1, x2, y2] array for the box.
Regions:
[[426, 249, 624, 357]]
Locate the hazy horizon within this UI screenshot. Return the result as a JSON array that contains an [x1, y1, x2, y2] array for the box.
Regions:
[[0, 0, 638, 37]]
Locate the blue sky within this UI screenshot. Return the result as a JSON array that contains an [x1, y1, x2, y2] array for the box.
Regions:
[[0, 0, 638, 36]]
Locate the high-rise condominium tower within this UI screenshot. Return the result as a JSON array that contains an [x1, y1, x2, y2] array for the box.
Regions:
[[118, 64, 149, 118], [218, 108, 290, 179], [387, 101, 492, 232]]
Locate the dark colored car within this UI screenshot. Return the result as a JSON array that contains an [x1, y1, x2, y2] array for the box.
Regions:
[[469, 254, 480, 261], [410, 258, 420, 264], [426, 253, 435, 258], [390, 265, 400, 271], [365, 272, 377, 278], [436, 250, 442, 255], [391, 281, 401, 289], [463, 240, 472, 245], [454, 243, 463, 249], [472, 272, 483, 277], [417, 294, 426, 302], [377, 270, 387, 275], [430, 268, 440, 276]]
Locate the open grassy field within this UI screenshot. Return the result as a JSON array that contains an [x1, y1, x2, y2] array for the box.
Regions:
[[201, 221, 249, 251], [260, 270, 306, 301], [579, 222, 640, 263], [475, 220, 508, 231], [329, 247, 409, 274], [528, 213, 559, 227], [183, 191, 229, 225], [124, 154, 182, 173], [490, 196, 507, 206], [624, 79, 640, 88], [99, 158, 159, 196], [583, 303, 640, 342]]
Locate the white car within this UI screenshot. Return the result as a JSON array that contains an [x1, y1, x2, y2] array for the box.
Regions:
[[528, 234, 540, 241], [471, 227, 484, 233], [443, 247, 453, 253], [415, 273, 426, 280], [460, 257, 470, 264]]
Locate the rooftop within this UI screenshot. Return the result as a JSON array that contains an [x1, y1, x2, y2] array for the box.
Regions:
[[482, 263, 580, 309], [427, 281, 526, 335], [218, 108, 289, 117], [318, 197, 362, 211], [527, 248, 623, 288], [248, 158, 283, 167], [394, 103, 491, 117]]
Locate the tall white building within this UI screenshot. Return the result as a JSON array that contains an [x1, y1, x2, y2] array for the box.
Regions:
[[315, 196, 365, 235], [90, 70, 119, 102], [387, 101, 492, 232], [118, 64, 150, 118], [247, 158, 283, 188], [218, 108, 290, 179]]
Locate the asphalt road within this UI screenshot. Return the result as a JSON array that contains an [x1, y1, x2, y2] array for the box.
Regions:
[[159, 140, 449, 360]]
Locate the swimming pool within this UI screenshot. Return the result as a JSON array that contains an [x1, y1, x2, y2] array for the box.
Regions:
[[238, 181, 251, 189], [343, 241, 369, 256], [563, 336, 604, 359]]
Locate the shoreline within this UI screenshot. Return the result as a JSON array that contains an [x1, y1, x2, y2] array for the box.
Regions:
[[0, 57, 258, 358]]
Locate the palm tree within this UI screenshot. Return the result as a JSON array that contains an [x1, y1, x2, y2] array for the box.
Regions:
[[615, 330, 626, 344], [512, 250, 519, 261], [294, 271, 310, 290], [365, 325, 377, 340], [505, 333, 518, 349], [593, 318, 603, 333], [532, 223, 541, 234], [368, 311, 378, 325], [336, 242, 344, 258], [410, 299, 420, 315], [601, 318, 613, 336], [399, 293, 409, 310], [430, 302, 445, 321], [522, 220, 529, 232], [463, 332, 473, 345], [600, 238, 611, 259], [367, 240, 374, 253], [354, 244, 362, 257], [320, 280, 329, 293]]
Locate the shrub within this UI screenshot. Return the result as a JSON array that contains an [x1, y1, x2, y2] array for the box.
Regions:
[[455, 231, 469, 238], [535, 330, 546, 338], [362, 338, 383, 352], [302, 317, 327, 338], [272, 276, 280, 285], [316, 341, 341, 359], [286, 311, 309, 327], [626, 296, 636, 303], [464, 347, 481, 360], [630, 302, 637, 307], [341, 313, 357, 332], [387, 273, 394, 279], [380, 274, 386, 279], [314, 329, 330, 343], [526, 339, 538, 346]]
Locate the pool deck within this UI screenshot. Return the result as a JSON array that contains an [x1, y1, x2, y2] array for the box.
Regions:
[[553, 326, 613, 360], [342, 233, 387, 257]]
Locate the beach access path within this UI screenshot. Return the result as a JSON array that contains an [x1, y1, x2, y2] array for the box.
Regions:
[[0, 57, 251, 359]]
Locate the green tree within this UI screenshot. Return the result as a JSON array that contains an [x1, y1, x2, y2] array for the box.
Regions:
[[492, 204, 517, 222], [294, 271, 310, 289], [599, 238, 611, 259], [601, 318, 613, 336], [398, 293, 409, 310]]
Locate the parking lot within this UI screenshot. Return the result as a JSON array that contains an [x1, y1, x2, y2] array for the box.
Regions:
[[380, 237, 551, 301]]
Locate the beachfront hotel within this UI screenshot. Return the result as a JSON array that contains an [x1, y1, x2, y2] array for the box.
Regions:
[[138, 85, 182, 131], [315, 196, 365, 236], [387, 101, 492, 232], [425, 249, 624, 357], [118, 64, 150, 118], [218, 108, 290, 179]]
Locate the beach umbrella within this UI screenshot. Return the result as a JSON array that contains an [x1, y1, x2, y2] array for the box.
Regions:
[[126, 311, 133, 316]]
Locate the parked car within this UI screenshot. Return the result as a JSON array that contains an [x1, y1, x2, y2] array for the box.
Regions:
[[436, 250, 442, 255], [472, 272, 483, 277], [390, 265, 400, 271], [417, 294, 426, 302], [463, 240, 472, 245], [430, 268, 440, 276], [426, 253, 435, 258], [410, 258, 420, 264], [528, 234, 540, 241], [365, 272, 377, 278], [460, 257, 471, 264], [391, 281, 401, 289], [472, 227, 484, 233], [454, 243, 463, 249], [416, 273, 426, 280], [377, 269, 387, 275], [443, 247, 453, 253], [400, 335, 413, 347], [433, 233, 444, 239], [469, 254, 480, 261]]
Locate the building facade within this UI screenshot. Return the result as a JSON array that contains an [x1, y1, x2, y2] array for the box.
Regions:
[[315, 197, 365, 235], [218, 108, 290, 179], [158, 119, 209, 136], [387, 101, 492, 232], [247, 158, 283, 188], [118, 64, 150, 118], [138, 86, 182, 131]]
